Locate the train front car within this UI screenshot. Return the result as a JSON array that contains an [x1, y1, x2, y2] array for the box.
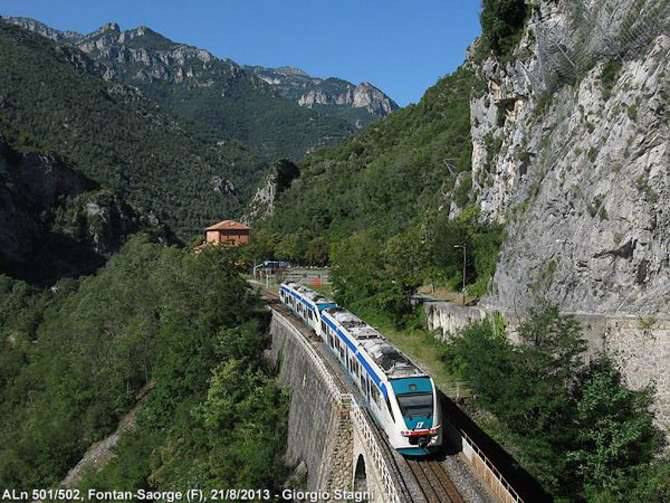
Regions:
[[321, 308, 442, 457], [388, 374, 442, 456]]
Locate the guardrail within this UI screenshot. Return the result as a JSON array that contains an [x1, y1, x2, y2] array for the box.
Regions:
[[459, 429, 523, 503]]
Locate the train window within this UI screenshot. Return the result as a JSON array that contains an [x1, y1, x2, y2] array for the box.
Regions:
[[397, 393, 433, 419], [371, 385, 381, 408], [385, 396, 396, 423], [321, 321, 327, 333]]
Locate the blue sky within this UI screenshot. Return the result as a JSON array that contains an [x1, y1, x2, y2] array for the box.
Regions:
[[1, 1, 482, 106]]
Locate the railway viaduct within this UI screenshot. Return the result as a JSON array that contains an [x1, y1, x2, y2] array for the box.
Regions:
[[266, 299, 536, 503]]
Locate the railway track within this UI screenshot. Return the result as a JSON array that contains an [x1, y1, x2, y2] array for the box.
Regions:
[[257, 283, 466, 503], [365, 409, 464, 503]]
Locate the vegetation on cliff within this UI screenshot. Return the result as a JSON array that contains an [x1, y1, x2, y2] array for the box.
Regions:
[[479, 0, 528, 58], [254, 67, 504, 318], [0, 235, 287, 490]]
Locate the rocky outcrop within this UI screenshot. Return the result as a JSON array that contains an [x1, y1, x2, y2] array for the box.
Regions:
[[71, 22, 244, 89], [244, 159, 300, 223], [3, 16, 82, 42], [0, 137, 166, 284], [248, 66, 399, 123], [298, 81, 397, 116], [468, 0, 670, 316]]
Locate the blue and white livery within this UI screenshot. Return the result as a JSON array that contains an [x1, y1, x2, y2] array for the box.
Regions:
[[279, 282, 442, 456]]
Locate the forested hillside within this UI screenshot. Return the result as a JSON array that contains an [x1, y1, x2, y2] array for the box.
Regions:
[[254, 66, 503, 318], [0, 134, 167, 284], [0, 22, 266, 239], [0, 236, 287, 490], [6, 18, 398, 161]]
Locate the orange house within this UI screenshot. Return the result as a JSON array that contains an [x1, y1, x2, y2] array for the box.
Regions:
[[205, 220, 250, 246]]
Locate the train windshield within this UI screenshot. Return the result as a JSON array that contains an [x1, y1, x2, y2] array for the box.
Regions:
[[397, 393, 433, 418], [390, 377, 434, 420]]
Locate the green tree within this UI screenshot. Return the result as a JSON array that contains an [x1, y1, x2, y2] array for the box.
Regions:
[[443, 304, 667, 499], [570, 356, 661, 496], [480, 0, 528, 57]]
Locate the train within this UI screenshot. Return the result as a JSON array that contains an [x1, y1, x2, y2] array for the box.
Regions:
[[279, 281, 442, 456]]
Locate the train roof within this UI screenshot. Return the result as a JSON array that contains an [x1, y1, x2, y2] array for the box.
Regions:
[[282, 282, 336, 306], [325, 307, 425, 380]]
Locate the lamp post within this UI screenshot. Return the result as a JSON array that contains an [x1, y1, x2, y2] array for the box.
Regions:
[[454, 244, 466, 305]]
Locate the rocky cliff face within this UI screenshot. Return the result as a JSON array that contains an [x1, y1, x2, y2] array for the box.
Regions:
[[0, 137, 166, 284], [3, 16, 82, 42], [468, 0, 670, 316], [243, 159, 300, 223], [248, 65, 398, 123], [72, 22, 256, 90]]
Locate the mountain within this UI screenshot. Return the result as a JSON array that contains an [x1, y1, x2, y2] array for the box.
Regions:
[[256, 66, 473, 242], [246, 65, 399, 127], [4, 17, 398, 160], [0, 21, 266, 239]]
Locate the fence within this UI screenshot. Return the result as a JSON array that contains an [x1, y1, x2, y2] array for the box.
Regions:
[[532, 0, 670, 92]]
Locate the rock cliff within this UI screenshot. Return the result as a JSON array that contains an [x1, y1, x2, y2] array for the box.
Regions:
[[467, 0, 670, 316], [0, 137, 167, 284], [248, 65, 398, 124], [243, 159, 300, 223]]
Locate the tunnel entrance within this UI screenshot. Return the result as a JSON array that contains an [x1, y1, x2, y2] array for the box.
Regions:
[[353, 454, 368, 499]]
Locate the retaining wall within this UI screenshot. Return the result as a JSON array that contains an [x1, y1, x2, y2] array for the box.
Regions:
[[424, 300, 670, 433]]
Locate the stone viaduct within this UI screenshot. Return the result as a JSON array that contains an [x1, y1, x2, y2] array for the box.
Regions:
[[267, 305, 532, 503]]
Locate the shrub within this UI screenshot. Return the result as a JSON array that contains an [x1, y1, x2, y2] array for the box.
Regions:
[[480, 0, 529, 58]]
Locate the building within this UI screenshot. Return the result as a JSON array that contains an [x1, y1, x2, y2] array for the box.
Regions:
[[204, 219, 250, 246]]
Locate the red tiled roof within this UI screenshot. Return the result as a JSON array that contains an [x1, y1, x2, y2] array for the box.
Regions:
[[205, 219, 250, 231]]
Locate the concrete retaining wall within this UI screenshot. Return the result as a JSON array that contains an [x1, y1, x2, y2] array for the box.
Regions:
[[423, 301, 488, 340], [424, 300, 670, 434]]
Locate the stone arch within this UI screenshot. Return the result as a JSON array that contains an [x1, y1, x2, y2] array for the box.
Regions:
[[353, 454, 368, 496]]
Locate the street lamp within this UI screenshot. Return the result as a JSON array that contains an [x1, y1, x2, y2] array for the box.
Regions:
[[454, 244, 466, 305]]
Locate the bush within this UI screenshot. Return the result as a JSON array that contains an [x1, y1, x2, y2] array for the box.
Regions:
[[480, 0, 529, 58], [443, 304, 665, 499]]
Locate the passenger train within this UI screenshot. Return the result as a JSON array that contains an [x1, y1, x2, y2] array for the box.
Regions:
[[279, 281, 442, 456]]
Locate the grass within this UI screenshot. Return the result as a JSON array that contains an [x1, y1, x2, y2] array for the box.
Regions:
[[348, 305, 471, 399]]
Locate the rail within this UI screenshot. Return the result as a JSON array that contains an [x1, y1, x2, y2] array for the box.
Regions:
[[459, 428, 523, 503]]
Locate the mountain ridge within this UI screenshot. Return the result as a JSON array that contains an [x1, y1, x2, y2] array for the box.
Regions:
[[3, 16, 398, 158], [0, 20, 266, 239]]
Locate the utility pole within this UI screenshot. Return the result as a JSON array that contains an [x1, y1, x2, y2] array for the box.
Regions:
[[454, 244, 466, 305]]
